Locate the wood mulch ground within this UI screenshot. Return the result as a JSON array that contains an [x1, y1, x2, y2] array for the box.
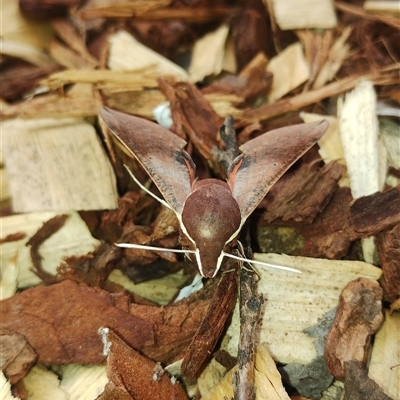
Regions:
[[1, 0, 399, 399]]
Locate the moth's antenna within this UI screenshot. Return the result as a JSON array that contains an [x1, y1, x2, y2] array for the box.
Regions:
[[123, 164, 172, 210], [221, 251, 301, 274], [116, 243, 196, 254]]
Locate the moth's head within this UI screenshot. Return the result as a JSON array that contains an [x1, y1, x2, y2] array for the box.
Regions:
[[180, 179, 241, 278]]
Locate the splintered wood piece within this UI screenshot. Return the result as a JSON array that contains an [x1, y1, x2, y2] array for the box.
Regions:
[[201, 343, 290, 400], [338, 80, 386, 199], [22, 366, 69, 400], [338, 79, 387, 262], [2, 118, 118, 212], [301, 113, 345, 169], [1, 0, 53, 50], [368, 309, 400, 400], [57, 364, 108, 399], [1, 86, 98, 120], [268, 0, 337, 30], [181, 269, 238, 379], [188, 24, 230, 83], [336, 1, 400, 29], [51, 18, 98, 66], [266, 42, 310, 102], [49, 39, 97, 69], [107, 30, 188, 80], [240, 65, 399, 123], [1, 211, 100, 289], [0, 371, 19, 400], [325, 278, 384, 379], [98, 328, 188, 400], [364, 0, 400, 14], [254, 344, 291, 400], [380, 118, 400, 170], [0, 168, 10, 203], [312, 26, 352, 89], [225, 254, 382, 365], [43, 69, 164, 91], [0, 39, 55, 67]]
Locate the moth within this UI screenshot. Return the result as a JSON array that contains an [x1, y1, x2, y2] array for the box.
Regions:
[[100, 107, 328, 278]]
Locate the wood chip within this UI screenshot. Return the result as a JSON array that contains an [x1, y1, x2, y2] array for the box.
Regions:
[[1, 211, 100, 289], [368, 309, 400, 400], [0, 371, 19, 400], [225, 254, 382, 365], [254, 343, 291, 400], [188, 24, 230, 82], [364, 0, 400, 14], [57, 364, 108, 400], [108, 30, 188, 80], [268, 0, 337, 30], [266, 42, 310, 102], [2, 118, 118, 212], [301, 112, 345, 169], [338, 80, 386, 198], [201, 343, 291, 400], [22, 366, 69, 400]]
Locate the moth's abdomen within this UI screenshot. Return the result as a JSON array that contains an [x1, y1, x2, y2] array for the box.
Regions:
[[181, 179, 241, 278]]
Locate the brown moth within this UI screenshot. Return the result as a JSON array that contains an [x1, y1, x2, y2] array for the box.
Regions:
[[100, 107, 328, 278]]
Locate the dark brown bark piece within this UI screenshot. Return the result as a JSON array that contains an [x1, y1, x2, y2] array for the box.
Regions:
[[202, 65, 272, 106], [0, 232, 26, 244], [325, 278, 384, 379], [58, 242, 121, 287], [0, 280, 153, 364], [26, 214, 69, 284], [344, 360, 393, 400], [97, 329, 188, 400], [349, 186, 400, 236], [377, 222, 400, 303], [231, 0, 273, 70], [0, 61, 60, 101], [158, 78, 225, 176], [258, 160, 342, 226], [298, 186, 354, 259], [181, 268, 238, 378], [19, 0, 81, 18], [0, 329, 37, 384]]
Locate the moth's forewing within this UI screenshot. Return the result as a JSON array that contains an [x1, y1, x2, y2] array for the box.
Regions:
[[228, 120, 329, 223], [100, 107, 195, 215]]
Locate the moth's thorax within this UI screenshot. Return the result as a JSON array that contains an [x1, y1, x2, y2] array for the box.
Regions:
[[180, 179, 241, 278]]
